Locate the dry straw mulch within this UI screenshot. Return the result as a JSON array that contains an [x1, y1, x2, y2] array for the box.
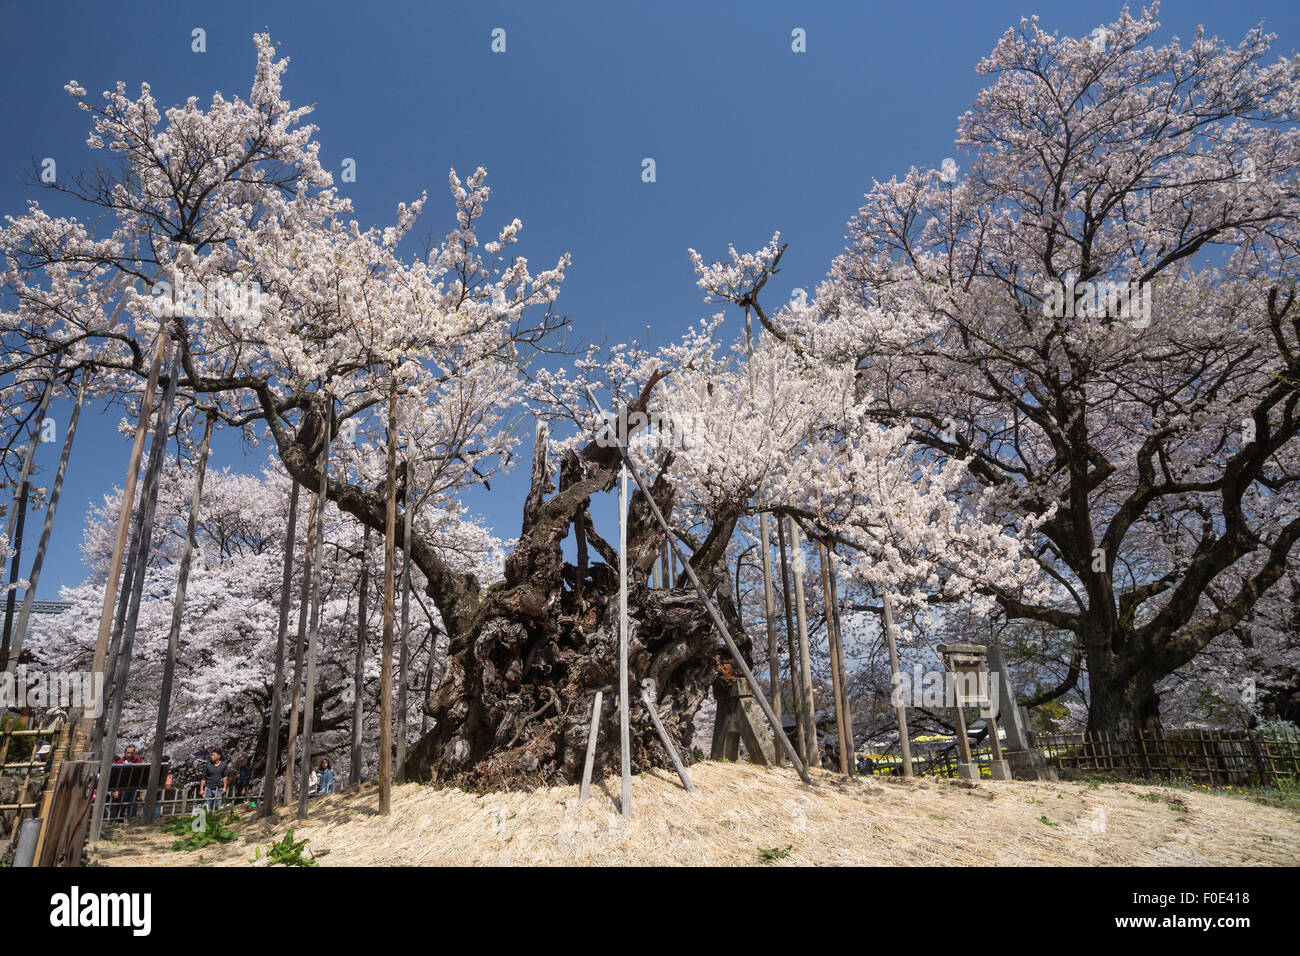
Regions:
[[91, 762, 1300, 866]]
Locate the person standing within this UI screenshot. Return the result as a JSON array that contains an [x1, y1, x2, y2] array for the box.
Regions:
[[233, 756, 252, 804], [318, 757, 335, 795], [111, 745, 144, 821], [201, 747, 229, 811], [154, 755, 175, 819]]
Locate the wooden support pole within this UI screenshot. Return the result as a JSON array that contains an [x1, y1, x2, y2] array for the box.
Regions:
[[3, 371, 87, 675], [952, 698, 974, 766], [1, 369, 56, 538], [350, 526, 370, 789], [143, 411, 214, 821], [95, 523, 139, 749], [775, 517, 804, 761], [31, 713, 73, 866], [297, 400, 331, 820], [397, 458, 413, 784], [942, 649, 975, 774], [579, 690, 603, 803], [284, 489, 315, 806], [262, 479, 300, 817], [641, 680, 693, 792], [583, 388, 810, 785], [827, 552, 854, 771], [617, 462, 632, 817], [987, 709, 1005, 760], [91, 346, 178, 842], [0, 479, 30, 668], [1, 358, 59, 574], [818, 542, 850, 775], [378, 380, 397, 815], [758, 512, 782, 763], [789, 520, 818, 767], [420, 641, 435, 735], [882, 591, 913, 777], [90, 328, 165, 731], [741, 306, 783, 761]]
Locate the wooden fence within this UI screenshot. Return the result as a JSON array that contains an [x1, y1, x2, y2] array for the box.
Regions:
[[859, 728, 1300, 786], [863, 741, 1000, 778], [1030, 729, 1300, 787], [0, 715, 68, 856]]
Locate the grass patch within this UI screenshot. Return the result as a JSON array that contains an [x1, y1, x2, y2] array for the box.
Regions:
[[253, 829, 319, 867], [1162, 776, 1300, 814], [164, 808, 238, 852], [758, 845, 793, 864]]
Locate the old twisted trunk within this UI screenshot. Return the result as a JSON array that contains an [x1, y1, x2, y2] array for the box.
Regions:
[[405, 425, 734, 789], [272, 382, 743, 791]]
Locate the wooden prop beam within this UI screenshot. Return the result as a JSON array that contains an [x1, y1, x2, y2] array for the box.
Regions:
[[297, 401, 331, 820], [1, 358, 59, 554], [262, 479, 300, 816], [775, 517, 805, 764], [579, 690, 603, 803], [284, 487, 316, 806], [350, 526, 370, 789], [397, 449, 413, 784], [640, 680, 693, 792], [3, 371, 88, 675], [617, 463, 632, 816], [90, 328, 166, 724], [91, 347, 178, 842], [143, 411, 215, 820], [827, 553, 855, 771], [378, 381, 397, 815], [789, 520, 818, 765], [882, 591, 914, 777], [758, 512, 782, 763], [819, 543, 851, 775]]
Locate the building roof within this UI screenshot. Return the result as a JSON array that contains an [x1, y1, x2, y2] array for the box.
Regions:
[[29, 599, 73, 615]]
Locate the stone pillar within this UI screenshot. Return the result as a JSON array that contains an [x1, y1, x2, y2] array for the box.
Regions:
[[986, 644, 1057, 781], [987, 645, 1031, 750]]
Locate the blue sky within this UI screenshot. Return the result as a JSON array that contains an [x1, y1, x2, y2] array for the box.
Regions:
[[2, 0, 1296, 594]]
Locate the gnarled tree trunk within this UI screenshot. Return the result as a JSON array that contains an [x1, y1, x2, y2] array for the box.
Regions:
[[275, 384, 742, 792], [406, 424, 739, 790]]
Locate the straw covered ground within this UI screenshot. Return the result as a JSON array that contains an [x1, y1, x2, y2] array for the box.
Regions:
[[90, 762, 1300, 866]]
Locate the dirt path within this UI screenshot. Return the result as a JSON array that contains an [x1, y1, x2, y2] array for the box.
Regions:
[[90, 763, 1300, 866]]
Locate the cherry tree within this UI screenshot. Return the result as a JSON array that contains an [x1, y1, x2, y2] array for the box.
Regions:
[[828, 8, 1300, 735], [0, 35, 577, 787], [1156, 564, 1300, 728], [1, 27, 1118, 791], [25, 462, 488, 778]]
